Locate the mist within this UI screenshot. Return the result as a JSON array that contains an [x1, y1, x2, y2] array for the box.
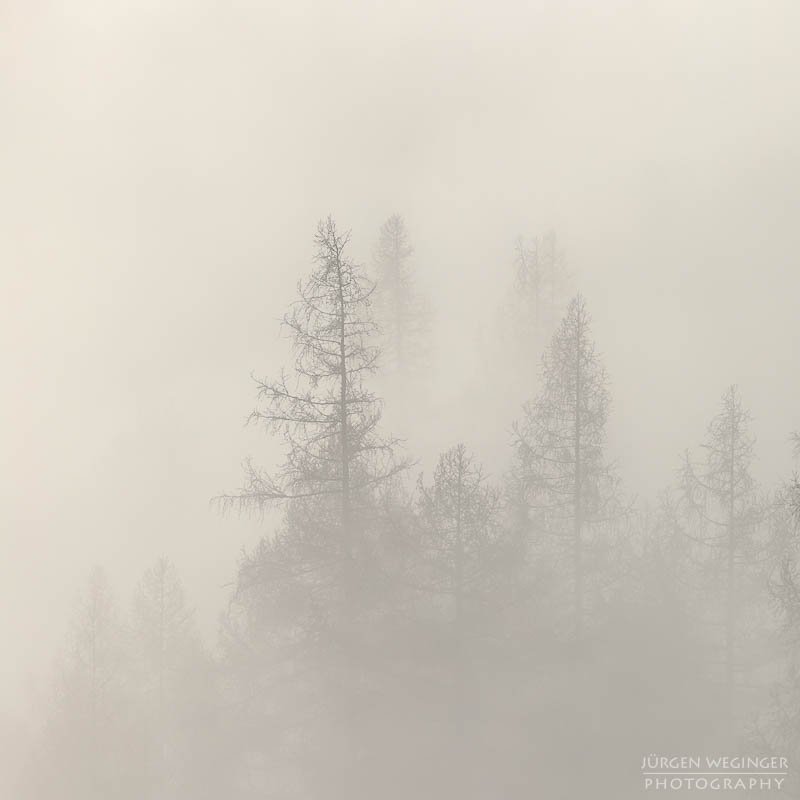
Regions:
[[2, 1, 800, 797]]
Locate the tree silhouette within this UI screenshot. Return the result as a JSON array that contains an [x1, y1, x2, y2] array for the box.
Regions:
[[372, 214, 430, 377], [513, 294, 618, 640], [680, 385, 766, 697]]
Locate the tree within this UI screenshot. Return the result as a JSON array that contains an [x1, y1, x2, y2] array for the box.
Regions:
[[504, 229, 570, 356], [218, 217, 409, 798], [220, 216, 407, 584], [320, 444, 520, 800], [28, 568, 132, 800], [747, 437, 800, 791], [371, 214, 430, 377], [481, 230, 572, 464], [132, 558, 195, 719], [414, 444, 509, 729], [644, 491, 691, 613], [130, 558, 218, 799], [415, 444, 508, 636], [680, 385, 766, 698], [512, 294, 618, 640], [750, 488, 800, 793]]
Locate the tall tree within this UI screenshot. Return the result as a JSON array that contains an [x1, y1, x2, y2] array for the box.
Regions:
[[642, 490, 696, 622], [130, 558, 216, 799], [220, 216, 406, 580], [132, 558, 194, 721], [371, 214, 430, 377], [539, 230, 569, 319], [219, 217, 409, 798], [513, 294, 618, 640], [680, 385, 766, 698], [751, 470, 800, 794], [504, 229, 570, 354], [402, 443, 517, 800], [28, 568, 131, 800], [415, 444, 507, 636], [483, 230, 571, 441]]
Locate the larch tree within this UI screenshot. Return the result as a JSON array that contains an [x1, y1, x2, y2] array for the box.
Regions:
[[539, 230, 570, 322], [680, 385, 766, 698], [512, 294, 618, 641], [132, 558, 194, 718], [218, 217, 409, 799], [31, 568, 130, 800], [504, 229, 570, 355], [130, 558, 211, 798], [415, 444, 506, 637], [510, 235, 542, 346], [752, 473, 800, 794], [220, 216, 407, 585], [762, 563, 800, 795], [414, 443, 511, 720], [486, 230, 571, 428], [643, 490, 697, 624], [371, 214, 430, 377], [361, 443, 516, 800]]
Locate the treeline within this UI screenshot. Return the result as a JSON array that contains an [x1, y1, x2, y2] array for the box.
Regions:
[[20, 561, 227, 799], [19, 216, 800, 799]]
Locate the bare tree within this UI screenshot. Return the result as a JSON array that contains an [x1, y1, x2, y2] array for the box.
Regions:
[[371, 214, 430, 377], [32, 568, 130, 800], [132, 559, 195, 717], [218, 218, 412, 799], [415, 444, 506, 634], [751, 475, 800, 794], [130, 558, 210, 797], [642, 490, 697, 618], [219, 216, 407, 574], [358, 445, 516, 800], [680, 385, 766, 697], [504, 229, 570, 354], [513, 294, 618, 640]]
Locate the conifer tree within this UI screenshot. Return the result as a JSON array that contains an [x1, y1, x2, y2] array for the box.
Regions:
[[680, 385, 766, 696], [219, 218, 409, 799], [513, 294, 618, 639], [372, 214, 430, 377]]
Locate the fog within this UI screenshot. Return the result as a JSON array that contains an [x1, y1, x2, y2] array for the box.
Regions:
[[2, 1, 800, 797]]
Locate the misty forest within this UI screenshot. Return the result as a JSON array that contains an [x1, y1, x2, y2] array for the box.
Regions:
[[3, 3, 800, 800], [9, 212, 799, 799]]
